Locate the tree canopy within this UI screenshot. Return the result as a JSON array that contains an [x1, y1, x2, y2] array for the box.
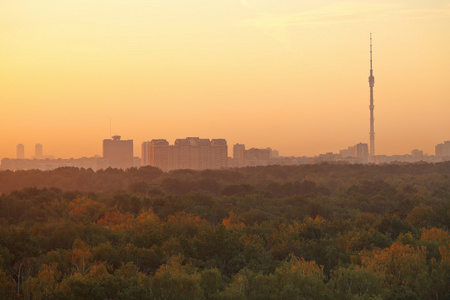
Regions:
[[0, 163, 449, 299]]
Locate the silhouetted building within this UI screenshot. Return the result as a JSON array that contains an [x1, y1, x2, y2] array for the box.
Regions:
[[197, 138, 212, 170], [35, 143, 43, 159], [339, 145, 356, 158], [312, 152, 342, 164], [141, 141, 149, 166], [271, 149, 279, 158], [338, 143, 369, 163], [1, 156, 109, 171], [356, 143, 369, 163], [411, 149, 424, 161], [233, 144, 245, 160], [31, 143, 54, 159], [103, 135, 134, 169], [16, 144, 24, 159], [231, 144, 283, 167], [146, 139, 169, 171], [241, 148, 271, 166], [141, 137, 227, 172], [210, 139, 228, 169], [435, 141, 450, 160], [233, 144, 245, 167]]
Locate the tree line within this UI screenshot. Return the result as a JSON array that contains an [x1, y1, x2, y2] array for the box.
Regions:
[[0, 163, 449, 299]]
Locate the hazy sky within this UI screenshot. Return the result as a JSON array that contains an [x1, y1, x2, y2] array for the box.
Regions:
[[1, 0, 449, 159]]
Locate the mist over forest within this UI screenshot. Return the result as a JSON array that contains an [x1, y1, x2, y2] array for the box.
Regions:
[[1, 163, 449, 299]]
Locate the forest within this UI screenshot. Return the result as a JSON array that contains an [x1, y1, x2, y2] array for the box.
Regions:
[[0, 163, 449, 299]]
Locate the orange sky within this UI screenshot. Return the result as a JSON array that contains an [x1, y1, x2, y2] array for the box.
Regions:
[[1, 0, 449, 159]]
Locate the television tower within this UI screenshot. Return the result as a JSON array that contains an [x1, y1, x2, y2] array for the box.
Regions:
[[368, 33, 375, 159]]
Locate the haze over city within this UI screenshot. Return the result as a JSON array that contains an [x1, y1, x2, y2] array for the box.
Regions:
[[1, 0, 449, 159]]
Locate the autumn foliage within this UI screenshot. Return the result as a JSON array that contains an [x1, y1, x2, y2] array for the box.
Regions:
[[0, 163, 450, 298]]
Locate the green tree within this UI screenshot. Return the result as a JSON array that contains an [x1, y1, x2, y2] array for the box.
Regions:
[[151, 256, 204, 300], [271, 255, 329, 299], [329, 265, 385, 299], [0, 269, 16, 300], [200, 268, 223, 299]]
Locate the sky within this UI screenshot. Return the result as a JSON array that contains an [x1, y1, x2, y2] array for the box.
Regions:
[[1, 0, 449, 159]]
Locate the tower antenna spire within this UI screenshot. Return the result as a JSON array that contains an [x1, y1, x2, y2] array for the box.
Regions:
[[370, 33, 373, 70], [368, 33, 375, 161]]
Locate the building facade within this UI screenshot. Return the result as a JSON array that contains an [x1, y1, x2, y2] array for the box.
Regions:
[[103, 135, 134, 169], [242, 148, 271, 166], [233, 143, 245, 167], [34, 143, 43, 159], [435, 141, 450, 159], [356, 143, 369, 163], [141, 137, 227, 172], [338, 143, 369, 163], [16, 144, 24, 159]]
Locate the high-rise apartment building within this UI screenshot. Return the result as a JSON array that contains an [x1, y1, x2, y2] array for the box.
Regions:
[[16, 144, 24, 159], [435, 141, 450, 158], [141, 141, 150, 166], [174, 138, 191, 169], [141, 137, 227, 172], [147, 139, 170, 171], [35, 143, 43, 159], [411, 149, 424, 161], [242, 148, 271, 166], [233, 144, 245, 160], [231, 144, 281, 167], [210, 139, 228, 169], [197, 138, 212, 170], [271, 149, 279, 158], [103, 135, 134, 169], [339, 143, 369, 163], [339, 146, 356, 158], [233, 143, 245, 167], [356, 143, 369, 163]]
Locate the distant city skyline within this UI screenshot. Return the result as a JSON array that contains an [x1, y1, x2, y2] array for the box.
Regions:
[[5, 137, 450, 161], [4, 137, 449, 161], [3, 137, 449, 172], [1, 1, 449, 160]]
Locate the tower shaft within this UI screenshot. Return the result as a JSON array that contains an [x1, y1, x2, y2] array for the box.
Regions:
[[368, 34, 375, 159]]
